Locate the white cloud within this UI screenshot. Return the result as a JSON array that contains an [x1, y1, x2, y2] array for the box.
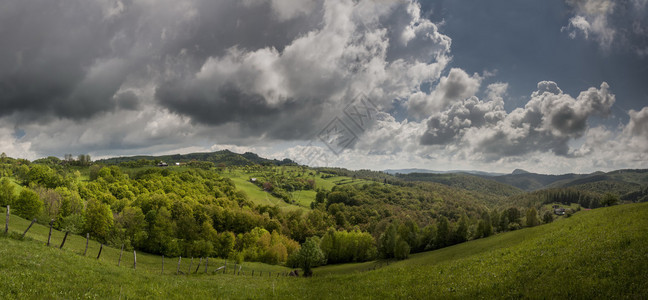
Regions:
[[407, 68, 482, 119], [561, 0, 647, 53]]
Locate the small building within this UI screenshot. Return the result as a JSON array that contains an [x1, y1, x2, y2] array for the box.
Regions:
[[554, 207, 566, 215], [250, 178, 257, 183], [175, 162, 180, 166], [157, 162, 168, 167]]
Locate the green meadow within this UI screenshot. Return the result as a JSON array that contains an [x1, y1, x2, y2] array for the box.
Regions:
[[217, 167, 376, 211], [2, 202, 646, 299]]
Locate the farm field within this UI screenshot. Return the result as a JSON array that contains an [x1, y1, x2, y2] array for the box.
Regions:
[[2, 202, 646, 299], [217, 166, 377, 211]]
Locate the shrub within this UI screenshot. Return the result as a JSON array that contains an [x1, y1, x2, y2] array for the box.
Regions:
[[14, 189, 42, 219]]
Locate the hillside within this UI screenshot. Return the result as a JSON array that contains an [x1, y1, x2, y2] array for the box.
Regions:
[[384, 168, 505, 176], [95, 150, 296, 167], [483, 169, 648, 195], [2, 203, 646, 298], [486, 172, 583, 191], [396, 172, 524, 197]]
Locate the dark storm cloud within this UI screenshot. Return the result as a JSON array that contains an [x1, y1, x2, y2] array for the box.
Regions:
[[156, 82, 326, 140], [0, 0, 323, 121], [153, 0, 452, 140], [114, 90, 140, 111], [0, 0, 132, 119]]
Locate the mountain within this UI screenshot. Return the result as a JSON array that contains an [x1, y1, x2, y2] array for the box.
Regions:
[[547, 169, 648, 200], [384, 168, 505, 176], [395, 172, 524, 198], [482, 169, 648, 194], [511, 168, 530, 175], [95, 149, 296, 167], [483, 172, 583, 191]]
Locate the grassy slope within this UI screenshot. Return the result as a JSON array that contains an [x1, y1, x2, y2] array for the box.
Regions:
[[219, 167, 376, 212], [1, 203, 647, 299], [1, 207, 290, 277]]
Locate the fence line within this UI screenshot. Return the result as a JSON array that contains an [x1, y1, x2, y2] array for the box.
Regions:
[[2, 210, 299, 278]]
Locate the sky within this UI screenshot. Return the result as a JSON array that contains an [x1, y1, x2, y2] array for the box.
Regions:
[[1, 0, 647, 174]]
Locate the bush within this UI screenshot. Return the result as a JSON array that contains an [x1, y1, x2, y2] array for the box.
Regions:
[[59, 213, 86, 234], [394, 239, 410, 259], [295, 237, 325, 277], [0, 178, 14, 206], [229, 251, 244, 264], [84, 198, 114, 242], [14, 189, 42, 219]]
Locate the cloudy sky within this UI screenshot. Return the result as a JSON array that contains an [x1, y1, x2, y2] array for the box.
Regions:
[[1, 0, 647, 174]]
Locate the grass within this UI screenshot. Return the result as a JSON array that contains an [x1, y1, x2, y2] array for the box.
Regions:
[[1, 203, 647, 299], [223, 169, 308, 212], [220, 167, 376, 211], [1, 206, 291, 277]]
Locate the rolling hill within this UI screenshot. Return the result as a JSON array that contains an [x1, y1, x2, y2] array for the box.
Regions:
[[96, 149, 296, 167], [396, 172, 524, 197], [2, 202, 646, 298]]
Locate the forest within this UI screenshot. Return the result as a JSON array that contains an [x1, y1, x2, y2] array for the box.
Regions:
[[0, 151, 644, 273]]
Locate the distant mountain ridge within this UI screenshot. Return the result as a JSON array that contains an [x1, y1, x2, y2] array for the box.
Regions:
[[96, 149, 296, 166], [391, 167, 648, 202], [384, 168, 505, 177], [96, 151, 648, 200], [480, 169, 648, 193]]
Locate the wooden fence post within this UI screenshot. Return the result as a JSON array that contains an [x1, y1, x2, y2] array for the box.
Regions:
[[195, 257, 202, 273], [252, 270, 254, 276], [84, 233, 89, 256], [188, 257, 193, 275], [59, 232, 69, 249], [133, 251, 137, 270], [47, 219, 53, 246], [162, 255, 164, 274], [176, 256, 182, 275], [204, 257, 208, 273], [97, 244, 103, 259], [21, 218, 36, 239], [4, 205, 9, 234], [223, 261, 227, 274], [118, 244, 124, 266]]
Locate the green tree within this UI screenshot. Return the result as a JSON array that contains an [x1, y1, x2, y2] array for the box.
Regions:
[[525, 207, 539, 227], [542, 211, 553, 224], [477, 212, 493, 238], [394, 238, 410, 259], [601, 193, 619, 207], [115, 206, 148, 248], [215, 231, 236, 258], [295, 237, 325, 277], [436, 216, 450, 248], [14, 189, 42, 219], [452, 216, 468, 244], [0, 177, 14, 206], [144, 207, 179, 256], [56, 187, 84, 217], [84, 198, 114, 242], [379, 223, 398, 258], [506, 207, 521, 225]]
